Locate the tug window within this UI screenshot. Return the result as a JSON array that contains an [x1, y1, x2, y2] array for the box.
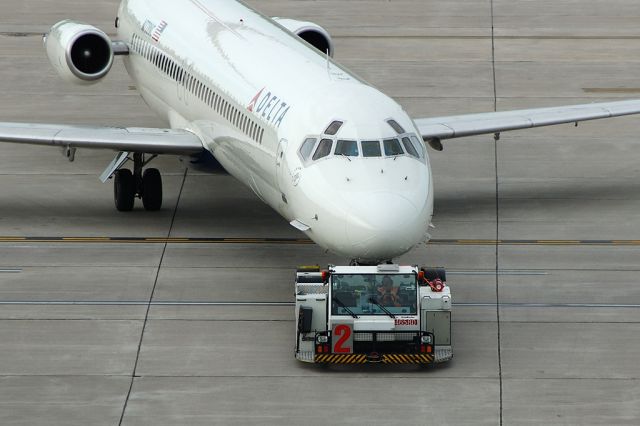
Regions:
[[361, 140, 382, 157], [313, 139, 333, 160], [331, 274, 417, 316], [402, 137, 419, 158], [383, 138, 404, 156], [335, 140, 359, 157]]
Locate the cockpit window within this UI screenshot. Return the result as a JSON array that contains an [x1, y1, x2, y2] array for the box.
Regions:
[[387, 119, 405, 135], [383, 138, 404, 156], [299, 138, 317, 161], [313, 138, 333, 160], [410, 135, 426, 158], [362, 140, 382, 157], [335, 140, 359, 157], [324, 121, 343, 136], [300, 133, 425, 166], [402, 137, 419, 158]]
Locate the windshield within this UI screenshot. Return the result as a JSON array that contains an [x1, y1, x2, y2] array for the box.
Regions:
[[313, 139, 333, 160], [335, 140, 359, 156], [331, 274, 417, 316], [298, 119, 427, 164]]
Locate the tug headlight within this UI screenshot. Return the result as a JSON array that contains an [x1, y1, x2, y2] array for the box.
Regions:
[[317, 335, 328, 343], [421, 335, 433, 344]]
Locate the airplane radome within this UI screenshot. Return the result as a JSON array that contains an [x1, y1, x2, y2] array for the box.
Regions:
[[1, 0, 640, 263]]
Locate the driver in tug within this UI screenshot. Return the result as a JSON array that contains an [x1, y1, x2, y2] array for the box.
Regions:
[[377, 275, 401, 307]]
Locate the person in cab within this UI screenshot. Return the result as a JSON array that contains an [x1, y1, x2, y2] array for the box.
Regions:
[[377, 275, 401, 307]]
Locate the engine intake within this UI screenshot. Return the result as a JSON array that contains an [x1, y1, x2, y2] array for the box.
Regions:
[[273, 18, 334, 57], [45, 20, 114, 84]]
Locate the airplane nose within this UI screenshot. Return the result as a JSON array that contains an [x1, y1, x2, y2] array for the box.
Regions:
[[344, 191, 425, 260]]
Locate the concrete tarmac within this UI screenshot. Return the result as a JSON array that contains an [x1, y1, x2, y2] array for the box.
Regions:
[[1, 0, 640, 425]]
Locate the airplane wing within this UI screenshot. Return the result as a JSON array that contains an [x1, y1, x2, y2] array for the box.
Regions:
[[414, 99, 640, 149], [0, 122, 204, 155]]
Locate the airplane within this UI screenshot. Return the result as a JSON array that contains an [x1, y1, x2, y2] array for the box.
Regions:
[[1, 0, 640, 264]]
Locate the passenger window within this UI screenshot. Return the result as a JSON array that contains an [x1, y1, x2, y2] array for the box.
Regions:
[[402, 137, 419, 158], [384, 138, 404, 156], [361, 140, 382, 157], [335, 140, 358, 157], [300, 138, 317, 161], [313, 139, 333, 160], [387, 119, 405, 135], [324, 121, 343, 136]]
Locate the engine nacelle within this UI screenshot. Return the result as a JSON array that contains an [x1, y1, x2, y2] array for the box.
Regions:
[[272, 18, 334, 57], [44, 20, 114, 84]]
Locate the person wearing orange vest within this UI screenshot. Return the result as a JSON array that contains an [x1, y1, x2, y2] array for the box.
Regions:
[[377, 275, 401, 307]]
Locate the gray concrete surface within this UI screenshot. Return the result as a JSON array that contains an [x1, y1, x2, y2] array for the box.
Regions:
[[1, 0, 640, 425]]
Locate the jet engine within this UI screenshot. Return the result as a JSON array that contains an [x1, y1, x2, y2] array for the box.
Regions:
[[272, 18, 334, 57], [44, 20, 114, 84]]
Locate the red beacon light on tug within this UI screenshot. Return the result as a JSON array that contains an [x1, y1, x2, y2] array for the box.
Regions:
[[418, 268, 446, 292]]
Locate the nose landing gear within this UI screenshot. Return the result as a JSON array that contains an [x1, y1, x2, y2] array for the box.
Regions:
[[113, 153, 163, 211], [349, 259, 394, 266]]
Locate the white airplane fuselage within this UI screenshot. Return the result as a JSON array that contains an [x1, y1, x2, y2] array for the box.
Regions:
[[117, 0, 433, 262]]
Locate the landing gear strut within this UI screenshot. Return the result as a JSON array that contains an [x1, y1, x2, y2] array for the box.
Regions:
[[113, 153, 162, 211], [349, 259, 394, 266]]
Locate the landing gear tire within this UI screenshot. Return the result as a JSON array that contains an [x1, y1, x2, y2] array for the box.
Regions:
[[114, 169, 135, 212], [142, 168, 163, 211]]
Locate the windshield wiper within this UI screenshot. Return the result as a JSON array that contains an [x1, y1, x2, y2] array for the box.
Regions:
[[333, 296, 358, 318], [338, 153, 352, 162], [368, 296, 396, 318]]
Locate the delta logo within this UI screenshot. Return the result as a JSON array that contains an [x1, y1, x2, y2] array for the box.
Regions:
[[248, 87, 291, 128]]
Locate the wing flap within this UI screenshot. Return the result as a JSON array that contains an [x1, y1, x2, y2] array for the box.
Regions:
[[0, 122, 204, 155], [415, 99, 640, 141]]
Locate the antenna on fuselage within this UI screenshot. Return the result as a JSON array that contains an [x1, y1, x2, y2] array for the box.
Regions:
[[326, 48, 331, 78]]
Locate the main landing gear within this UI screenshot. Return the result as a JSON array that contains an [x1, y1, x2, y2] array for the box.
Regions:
[[113, 153, 162, 211]]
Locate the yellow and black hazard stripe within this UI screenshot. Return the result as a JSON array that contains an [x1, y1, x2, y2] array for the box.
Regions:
[[315, 354, 367, 364], [315, 353, 433, 364], [382, 354, 433, 364]]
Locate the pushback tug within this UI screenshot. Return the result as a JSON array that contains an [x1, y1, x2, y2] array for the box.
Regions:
[[295, 264, 452, 365]]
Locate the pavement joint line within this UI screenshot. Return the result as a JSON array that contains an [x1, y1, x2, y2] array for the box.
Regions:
[[2, 373, 637, 380], [335, 35, 640, 40], [0, 301, 637, 308], [5, 32, 640, 40], [0, 301, 293, 306], [0, 237, 639, 246], [448, 271, 548, 276], [489, 1, 503, 422], [118, 168, 188, 426]]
